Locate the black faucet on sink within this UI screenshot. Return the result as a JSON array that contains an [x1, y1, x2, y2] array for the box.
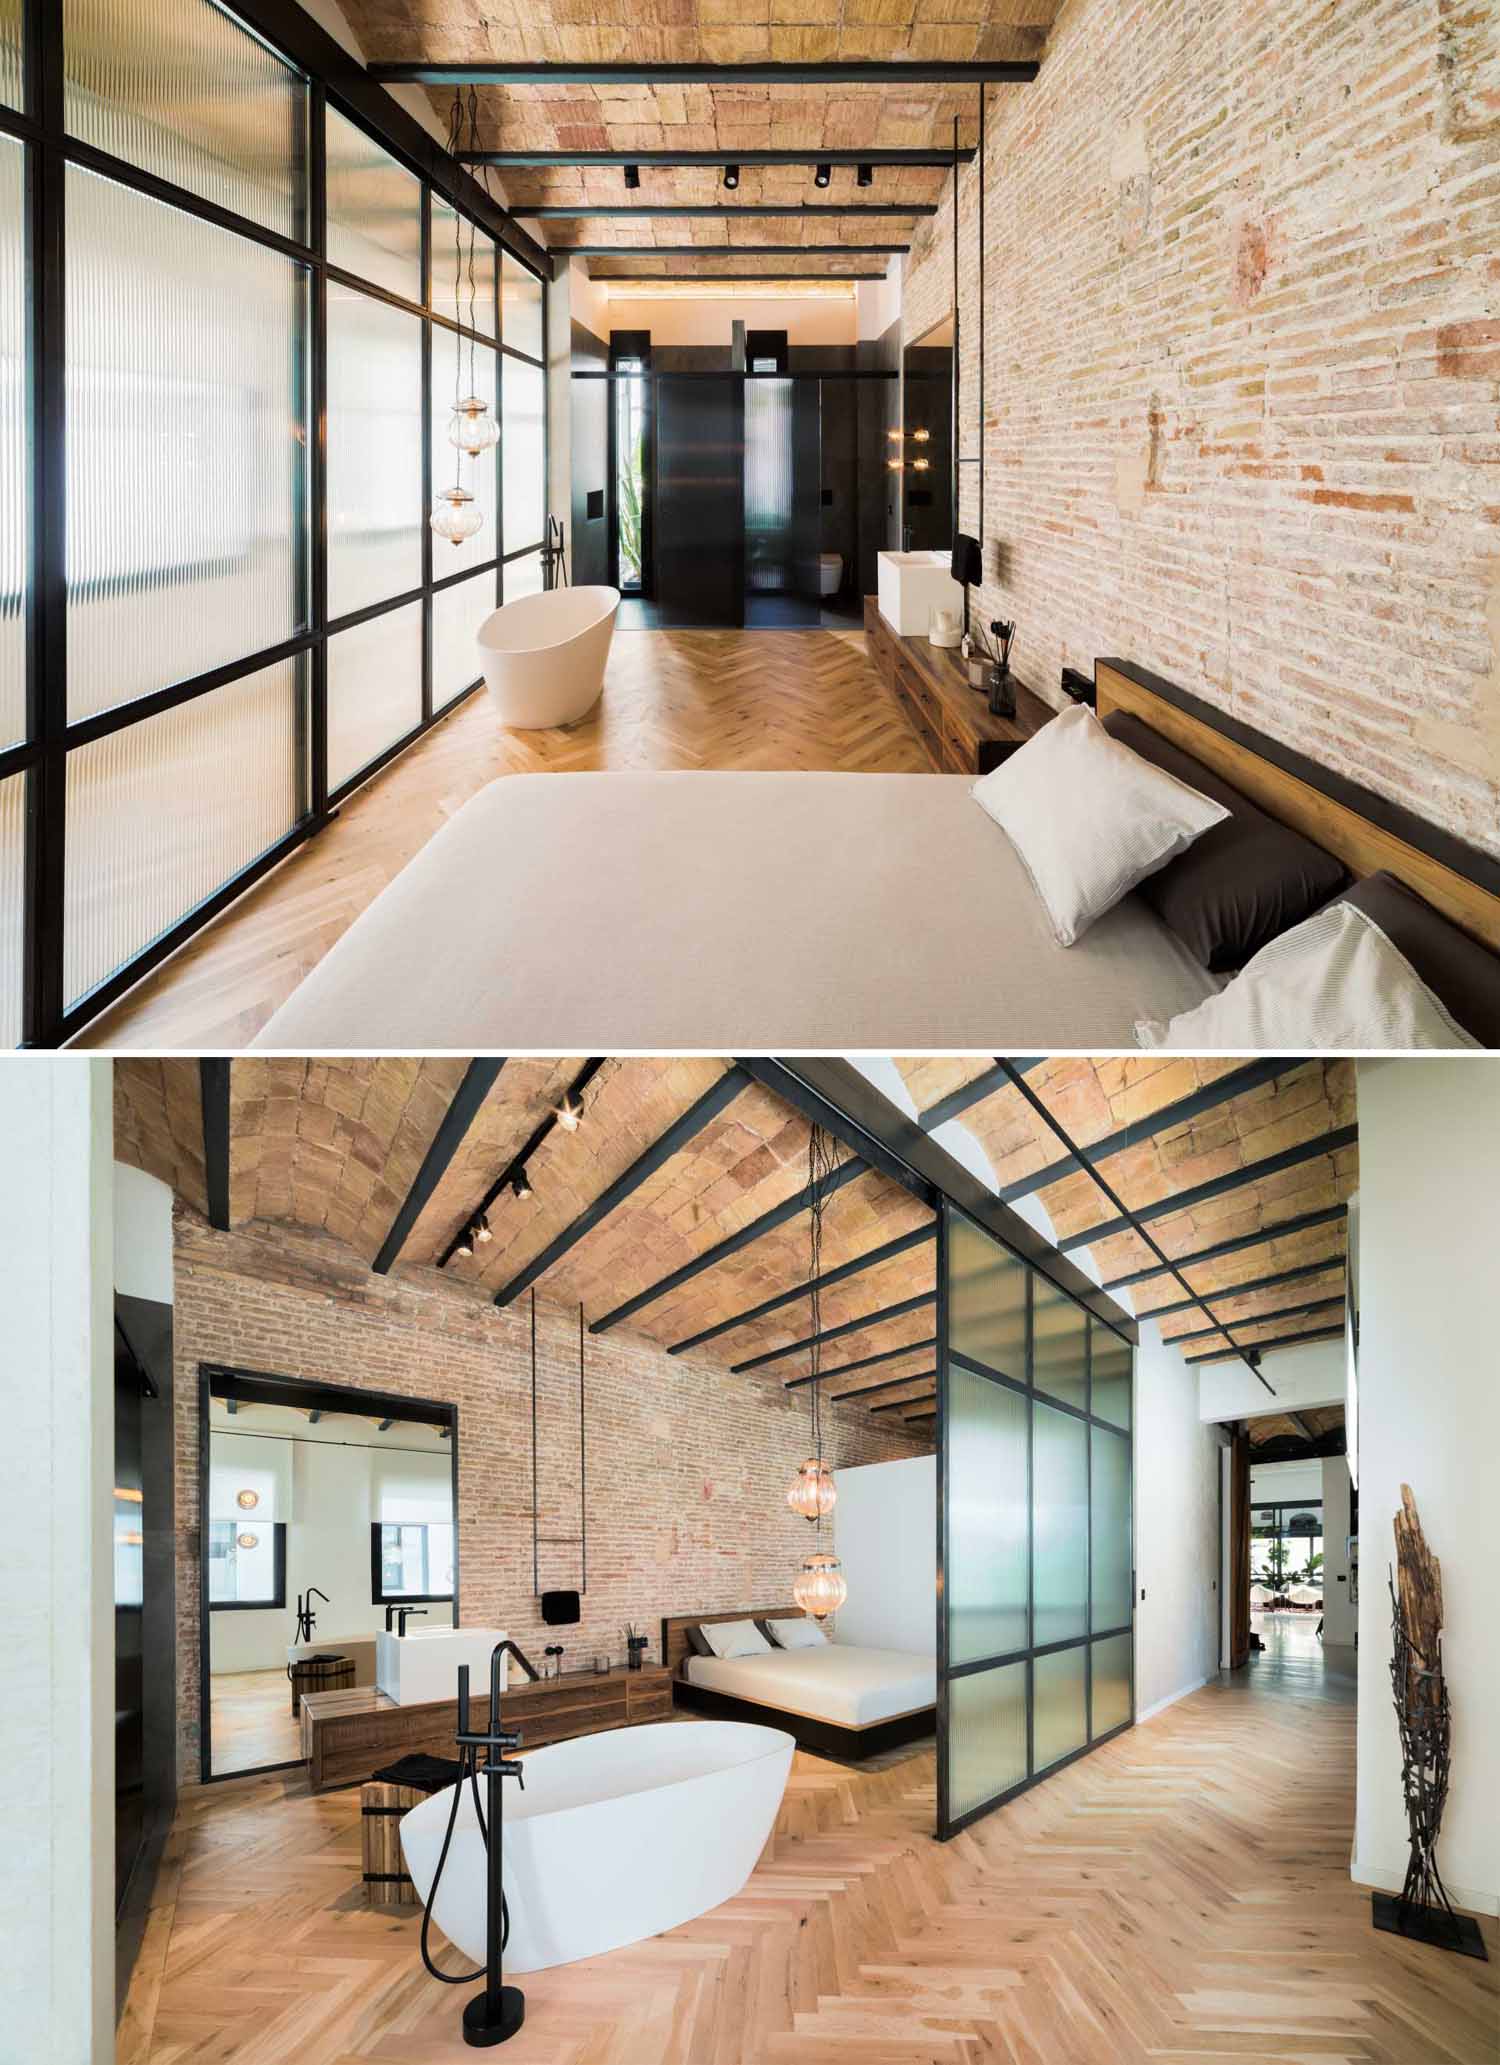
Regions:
[[395, 1606, 428, 1637], [295, 1586, 330, 1645]]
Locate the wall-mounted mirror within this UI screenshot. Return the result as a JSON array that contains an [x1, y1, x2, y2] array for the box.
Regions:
[[900, 315, 954, 551], [201, 1366, 457, 1780]]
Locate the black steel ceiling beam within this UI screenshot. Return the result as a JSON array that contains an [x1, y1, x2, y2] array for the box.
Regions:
[[373, 1059, 507, 1275], [732, 1292, 935, 1374], [595, 1156, 867, 1338], [515, 203, 937, 219], [829, 1368, 940, 1403], [667, 1222, 935, 1357], [493, 1068, 750, 1307], [1189, 1323, 1346, 1367], [1164, 1294, 1347, 1348], [1287, 1411, 1317, 1440], [995, 1060, 1271, 1392], [1058, 1126, 1359, 1253], [582, 269, 889, 282], [464, 148, 975, 168], [561, 242, 910, 257], [747, 1059, 1138, 1341], [872, 1391, 936, 1414], [374, 59, 1040, 85], [200, 1059, 231, 1233], [438, 1058, 607, 1270], [1138, 1250, 1346, 1323], [918, 1057, 1042, 1132], [996, 1057, 1310, 1204], [785, 1335, 938, 1390], [1101, 1203, 1348, 1293]]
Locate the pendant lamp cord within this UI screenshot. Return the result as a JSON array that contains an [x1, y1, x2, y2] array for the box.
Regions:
[[445, 91, 465, 494], [805, 1126, 840, 1540]]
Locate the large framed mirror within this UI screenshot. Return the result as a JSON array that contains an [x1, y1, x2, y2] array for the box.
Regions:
[[900, 315, 954, 551], [199, 1364, 458, 1781]]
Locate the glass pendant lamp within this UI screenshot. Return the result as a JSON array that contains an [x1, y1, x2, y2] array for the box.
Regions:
[[786, 1458, 836, 1521], [793, 1552, 847, 1617], [785, 1126, 848, 1613], [430, 484, 481, 545], [448, 395, 498, 457]]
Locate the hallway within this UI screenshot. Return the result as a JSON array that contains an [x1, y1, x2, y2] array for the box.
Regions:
[[122, 1632, 1497, 2065]]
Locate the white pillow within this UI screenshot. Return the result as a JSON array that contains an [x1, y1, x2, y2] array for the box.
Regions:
[[764, 1616, 827, 1649], [1137, 900, 1482, 1051], [700, 1618, 773, 1660], [971, 703, 1229, 946]]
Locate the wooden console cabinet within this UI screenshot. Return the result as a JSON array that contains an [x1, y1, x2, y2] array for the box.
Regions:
[[301, 1662, 673, 1793], [864, 594, 1053, 774]]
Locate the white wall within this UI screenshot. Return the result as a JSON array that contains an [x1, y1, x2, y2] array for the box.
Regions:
[[1, 1060, 115, 2065], [1198, 1338, 1345, 1423], [1352, 1057, 1499, 1916], [1249, 1458, 1325, 1505], [114, 1160, 174, 1305], [833, 1455, 935, 1654], [1320, 1457, 1355, 1646], [1134, 1320, 1224, 1721]]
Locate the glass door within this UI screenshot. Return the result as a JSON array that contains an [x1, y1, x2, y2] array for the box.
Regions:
[[937, 1205, 1135, 1838], [611, 354, 650, 598]]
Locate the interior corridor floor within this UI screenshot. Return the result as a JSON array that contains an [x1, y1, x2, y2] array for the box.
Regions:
[[79, 626, 922, 1050], [120, 1645, 1497, 2065]]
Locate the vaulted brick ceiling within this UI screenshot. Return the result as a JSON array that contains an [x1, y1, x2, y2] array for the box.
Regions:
[[336, 0, 1066, 274]]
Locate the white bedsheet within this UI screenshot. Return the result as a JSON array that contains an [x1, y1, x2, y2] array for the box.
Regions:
[[683, 1644, 936, 1729], [254, 771, 1219, 1049]]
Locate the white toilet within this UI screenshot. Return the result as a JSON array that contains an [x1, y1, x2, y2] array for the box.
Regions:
[[818, 553, 843, 598]]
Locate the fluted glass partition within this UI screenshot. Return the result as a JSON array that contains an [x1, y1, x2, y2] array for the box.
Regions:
[[939, 1205, 1135, 1838], [0, 0, 549, 1043]]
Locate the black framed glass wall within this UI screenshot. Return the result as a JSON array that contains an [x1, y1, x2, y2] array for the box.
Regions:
[[937, 1204, 1135, 1839], [0, 0, 550, 1047]]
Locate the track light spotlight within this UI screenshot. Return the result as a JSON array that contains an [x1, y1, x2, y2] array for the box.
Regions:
[[722, 163, 740, 190], [474, 1212, 492, 1245], [512, 1169, 533, 1202], [623, 163, 640, 190], [454, 1229, 474, 1259], [813, 162, 831, 188], [553, 1092, 584, 1131], [856, 162, 873, 187]]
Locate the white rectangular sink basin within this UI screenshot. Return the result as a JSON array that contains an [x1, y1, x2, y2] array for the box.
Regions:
[[877, 549, 962, 637], [376, 1626, 509, 1707]]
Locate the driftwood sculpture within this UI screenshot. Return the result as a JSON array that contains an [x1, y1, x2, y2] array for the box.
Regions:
[[1375, 1485, 1486, 1958]]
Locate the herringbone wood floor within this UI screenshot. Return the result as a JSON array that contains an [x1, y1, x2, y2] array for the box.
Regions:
[[79, 629, 923, 1050], [121, 1645, 1498, 2065]]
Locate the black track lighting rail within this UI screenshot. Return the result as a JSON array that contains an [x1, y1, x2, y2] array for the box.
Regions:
[[438, 1058, 607, 1270], [513, 203, 937, 219], [373, 1060, 508, 1276], [463, 148, 975, 168], [373, 59, 1040, 86], [492, 1068, 752, 1307]]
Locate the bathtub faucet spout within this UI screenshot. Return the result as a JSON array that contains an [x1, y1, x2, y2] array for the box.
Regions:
[[491, 1638, 540, 1684]]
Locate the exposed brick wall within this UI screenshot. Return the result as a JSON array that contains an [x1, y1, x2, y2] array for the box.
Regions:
[[902, 0, 1500, 857], [172, 1205, 925, 1780]]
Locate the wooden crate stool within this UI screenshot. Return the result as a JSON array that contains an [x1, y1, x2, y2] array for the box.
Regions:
[[361, 1782, 426, 1908], [289, 1652, 355, 1716]]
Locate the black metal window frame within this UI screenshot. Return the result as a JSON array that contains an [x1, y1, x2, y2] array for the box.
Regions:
[[369, 1518, 456, 1606], [3, 0, 552, 1047], [935, 1202, 1136, 1841], [206, 1517, 288, 1611]]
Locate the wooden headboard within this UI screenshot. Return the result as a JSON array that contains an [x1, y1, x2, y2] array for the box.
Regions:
[[1095, 660, 1500, 955], [661, 1605, 806, 1677]]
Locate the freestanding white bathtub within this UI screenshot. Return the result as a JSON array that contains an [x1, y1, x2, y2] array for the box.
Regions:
[[477, 584, 620, 730], [400, 1719, 793, 1973]]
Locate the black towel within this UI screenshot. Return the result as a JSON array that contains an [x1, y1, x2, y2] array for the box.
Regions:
[[370, 1752, 465, 1794]]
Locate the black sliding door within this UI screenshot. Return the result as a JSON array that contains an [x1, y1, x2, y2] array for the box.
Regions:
[[654, 375, 744, 627]]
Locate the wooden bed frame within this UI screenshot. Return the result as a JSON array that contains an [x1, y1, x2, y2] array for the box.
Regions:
[[661, 1606, 935, 1764], [1095, 660, 1500, 956]]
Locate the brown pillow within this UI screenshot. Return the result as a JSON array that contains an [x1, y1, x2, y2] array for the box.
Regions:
[[1102, 711, 1348, 970], [1338, 873, 1500, 1047], [683, 1625, 713, 1657]]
